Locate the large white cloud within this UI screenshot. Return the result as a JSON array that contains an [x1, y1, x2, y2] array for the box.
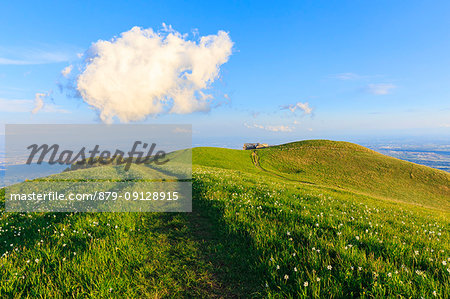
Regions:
[[73, 26, 233, 123]]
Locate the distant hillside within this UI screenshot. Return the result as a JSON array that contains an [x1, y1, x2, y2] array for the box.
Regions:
[[193, 140, 450, 210]]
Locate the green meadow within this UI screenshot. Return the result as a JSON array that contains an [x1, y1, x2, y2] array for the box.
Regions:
[[0, 140, 449, 298]]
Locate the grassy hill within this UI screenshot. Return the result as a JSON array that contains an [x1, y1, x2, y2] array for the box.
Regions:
[[252, 140, 450, 210], [0, 140, 449, 297], [191, 140, 450, 210]]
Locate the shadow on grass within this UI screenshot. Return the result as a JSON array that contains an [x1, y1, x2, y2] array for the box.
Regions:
[[137, 178, 266, 298], [186, 201, 265, 297]]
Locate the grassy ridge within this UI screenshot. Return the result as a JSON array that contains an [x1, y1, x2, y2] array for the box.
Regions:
[[0, 140, 449, 297]]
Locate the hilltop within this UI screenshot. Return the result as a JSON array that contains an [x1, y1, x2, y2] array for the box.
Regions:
[[257, 140, 450, 209]]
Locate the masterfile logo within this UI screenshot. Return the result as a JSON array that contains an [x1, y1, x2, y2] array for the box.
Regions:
[[5, 124, 192, 212]]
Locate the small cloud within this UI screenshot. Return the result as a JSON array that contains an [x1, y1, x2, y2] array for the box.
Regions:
[[41, 104, 70, 114], [440, 123, 450, 128], [61, 65, 73, 77], [173, 127, 192, 133], [30, 93, 70, 114], [0, 96, 69, 114], [280, 102, 313, 115], [244, 122, 293, 132], [366, 83, 396, 95], [0, 58, 31, 65], [32, 93, 47, 114], [0, 47, 77, 65], [331, 72, 361, 80], [0, 98, 33, 112]]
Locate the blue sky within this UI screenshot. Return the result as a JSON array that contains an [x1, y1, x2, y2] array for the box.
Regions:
[[1, 1, 449, 148]]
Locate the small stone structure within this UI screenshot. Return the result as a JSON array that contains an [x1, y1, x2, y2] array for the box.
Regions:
[[243, 143, 269, 150]]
